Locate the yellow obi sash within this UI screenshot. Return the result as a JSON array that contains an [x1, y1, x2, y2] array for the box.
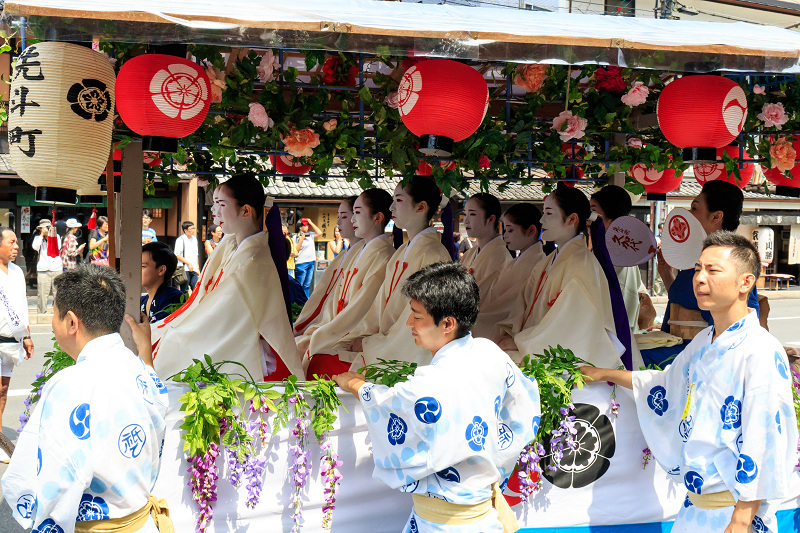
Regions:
[[75, 495, 174, 533], [687, 490, 737, 510], [411, 482, 519, 533]]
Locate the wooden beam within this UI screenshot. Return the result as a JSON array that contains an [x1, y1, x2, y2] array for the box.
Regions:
[[119, 141, 144, 352], [105, 150, 116, 267]]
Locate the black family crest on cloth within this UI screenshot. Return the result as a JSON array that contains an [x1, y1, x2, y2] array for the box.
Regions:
[[541, 403, 616, 489], [67, 79, 111, 122]]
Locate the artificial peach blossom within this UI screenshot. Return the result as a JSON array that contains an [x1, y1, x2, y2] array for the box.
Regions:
[[205, 65, 226, 103], [248, 102, 274, 130], [257, 50, 281, 83], [478, 155, 491, 169], [627, 137, 643, 149], [758, 102, 789, 129], [620, 81, 649, 108], [323, 119, 337, 132], [513, 64, 547, 93], [769, 137, 796, 173], [385, 91, 400, 109], [552, 110, 588, 142], [752, 84, 765, 95], [281, 126, 321, 158]]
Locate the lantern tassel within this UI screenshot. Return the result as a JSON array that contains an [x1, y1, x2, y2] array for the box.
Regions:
[[47, 208, 59, 258], [88, 206, 97, 230]]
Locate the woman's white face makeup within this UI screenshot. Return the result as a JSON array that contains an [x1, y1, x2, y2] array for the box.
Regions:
[[390, 183, 419, 230], [212, 185, 247, 235], [540, 194, 575, 244], [337, 201, 356, 240], [464, 197, 494, 241], [502, 214, 534, 251], [352, 195, 375, 239]]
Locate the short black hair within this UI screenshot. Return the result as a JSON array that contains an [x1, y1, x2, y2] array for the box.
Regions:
[[401, 262, 480, 339], [54, 265, 126, 336], [468, 193, 502, 231], [591, 185, 632, 221], [142, 208, 153, 218], [702, 231, 761, 280], [701, 181, 743, 231], [143, 241, 178, 281], [181, 221, 195, 232], [503, 203, 542, 233]]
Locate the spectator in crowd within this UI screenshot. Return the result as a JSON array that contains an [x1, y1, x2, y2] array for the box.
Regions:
[[327, 225, 349, 258], [141, 242, 184, 323], [458, 234, 476, 258], [205, 223, 223, 256], [60, 218, 85, 271], [32, 219, 62, 314], [174, 221, 200, 292], [53, 209, 67, 239], [294, 217, 322, 296], [283, 223, 297, 277], [88, 216, 110, 267], [142, 208, 158, 244]]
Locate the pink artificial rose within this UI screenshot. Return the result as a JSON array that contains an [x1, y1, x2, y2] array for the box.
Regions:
[[385, 91, 400, 109], [248, 102, 274, 130], [769, 137, 796, 173], [752, 85, 765, 95], [478, 155, 491, 169], [323, 119, 337, 132], [627, 137, 643, 149], [620, 81, 649, 108], [206, 65, 226, 103], [282, 126, 321, 158], [513, 64, 547, 93], [552, 110, 588, 142], [758, 102, 789, 129], [257, 50, 280, 83]]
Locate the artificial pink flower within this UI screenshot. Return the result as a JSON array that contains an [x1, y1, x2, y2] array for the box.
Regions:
[[758, 102, 789, 129], [552, 110, 588, 142], [248, 102, 274, 130], [281, 126, 321, 158], [257, 50, 280, 83], [323, 119, 337, 132], [478, 155, 491, 169], [769, 137, 796, 173], [627, 137, 643, 149], [205, 65, 226, 103], [620, 81, 649, 108], [752, 84, 765, 95], [385, 91, 400, 109], [513, 64, 547, 93], [143, 152, 163, 168]]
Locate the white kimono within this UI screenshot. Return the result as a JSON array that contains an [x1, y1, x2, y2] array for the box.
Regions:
[[472, 242, 545, 341], [306, 234, 395, 358], [459, 235, 512, 305], [616, 265, 643, 331], [334, 226, 451, 370], [2, 334, 168, 533], [499, 236, 623, 368], [358, 334, 541, 532], [0, 261, 29, 366], [152, 231, 299, 380], [632, 311, 798, 532]]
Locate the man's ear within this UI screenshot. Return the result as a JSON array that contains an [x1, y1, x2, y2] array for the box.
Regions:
[[740, 273, 757, 294], [442, 316, 458, 335], [157, 264, 167, 278], [65, 310, 81, 336]]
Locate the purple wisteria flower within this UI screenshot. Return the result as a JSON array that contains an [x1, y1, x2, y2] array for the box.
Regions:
[[187, 442, 219, 532]]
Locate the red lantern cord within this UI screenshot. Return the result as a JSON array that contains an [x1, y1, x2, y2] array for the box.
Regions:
[[88, 206, 98, 230], [46, 207, 59, 258]]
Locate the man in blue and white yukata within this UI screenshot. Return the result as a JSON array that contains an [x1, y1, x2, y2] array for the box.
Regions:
[[581, 232, 798, 533], [2, 265, 171, 533], [334, 261, 541, 533]]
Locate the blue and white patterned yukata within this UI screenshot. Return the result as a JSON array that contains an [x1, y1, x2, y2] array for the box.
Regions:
[[358, 334, 541, 532], [2, 333, 168, 533], [632, 310, 798, 533]]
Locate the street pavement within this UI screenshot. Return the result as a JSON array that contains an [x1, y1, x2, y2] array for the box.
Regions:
[[0, 297, 798, 531]]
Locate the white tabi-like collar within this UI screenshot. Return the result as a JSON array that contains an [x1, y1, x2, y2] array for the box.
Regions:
[[231, 230, 267, 259], [476, 234, 503, 257], [430, 333, 473, 364], [354, 234, 391, 265], [76, 333, 128, 364], [403, 226, 439, 262]]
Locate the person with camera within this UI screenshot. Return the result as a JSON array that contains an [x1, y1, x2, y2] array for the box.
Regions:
[[32, 219, 62, 314], [294, 217, 322, 297], [60, 218, 86, 271]]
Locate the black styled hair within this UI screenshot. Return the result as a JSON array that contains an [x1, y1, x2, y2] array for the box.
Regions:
[[406, 175, 442, 221], [359, 188, 393, 230], [142, 208, 153, 218], [401, 261, 480, 339], [143, 241, 178, 281], [503, 203, 542, 234], [342, 196, 357, 211], [219, 173, 266, 223], [54, 265, 126, 336], [96, 216, 109, 228], [591, 185, 632, 221], [181, 221, 195, 232], [701, 181, 743, 231], [552, 182, 591, 234], [207, 224, 220, 240], [702, 231, 760, 280], [468, 193, 502, 231]]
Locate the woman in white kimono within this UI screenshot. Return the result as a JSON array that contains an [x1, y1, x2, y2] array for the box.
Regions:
[[151, 174, 299, 382], [334, 176, 451, 370], [472, 203, 545, 340], [294, 197, 363, 346], [304, 188, 395, 378], [497, 184, 623, 369], [459, 193, 511, 302]]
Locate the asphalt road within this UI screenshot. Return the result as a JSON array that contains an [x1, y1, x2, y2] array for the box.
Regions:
[[1, 300, 798, 531]]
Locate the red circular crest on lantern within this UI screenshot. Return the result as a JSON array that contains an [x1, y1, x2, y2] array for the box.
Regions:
[[271, 155, 311, 176], [116, 54, 211, 141], [657, 75, 747, 150], [692, 145, 753, 188], [629, 164, 683, 198]]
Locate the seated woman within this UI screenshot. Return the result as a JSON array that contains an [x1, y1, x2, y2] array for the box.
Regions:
[[294, 197, 362, 340], [151, 174, 300, 381], [497, 183, 624, 369], [459, 192, 511, 301], [472, 202, 545, 340], [334, 176, 451, 370], [304, 189, 395, 378]]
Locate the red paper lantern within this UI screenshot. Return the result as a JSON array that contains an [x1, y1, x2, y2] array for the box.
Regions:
[[398, 59, 488, 157], [763, 138, 800, 197], [629, 164, 683, 201], [657, 75, 747, 161], [692, 144, 753, 188], [116, 54, 212, 153], [271, 155, 311, 182]]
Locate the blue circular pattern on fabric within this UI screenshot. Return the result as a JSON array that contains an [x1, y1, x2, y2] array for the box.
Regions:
[[409, 516, 418, 533], [776, 411, 782, 435], [41, 482, 61, 501], [401, 447, 415, 462], [37, 447, 42, 475], [151, 373, 167, 393], [751, 515, 769, 533], [647, 386, 668, 416], [465, 415, 489, 452], [506, 363, 515, 388], [33, 518, 64, 533], [494, 396, 501, 417], [720, 396, 742, 430], [118, 424, 147, 459], [684, 471, 704, 494], [728, 319, 744, 332], [498, 423, 514, 450], [90, 477, 108, 494], [414, 397, 442, 424], [683, 494, 693, 508], [679, 415, 693, 443], [436, 466, 461, 483], [76, 494, 110, 521], [360, 384, 374, 402], [69, 403, 91, 440], [59, 465, 75, 483], [16, 494, 36, 519], [775, 352, 789, 380], [387, 413, 408, 446], [532, 415, 541, 436], [736, 454, 758, 484]]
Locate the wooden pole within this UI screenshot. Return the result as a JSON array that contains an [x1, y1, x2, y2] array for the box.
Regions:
[[105, 150, 116, 268], [119, 141, 144, 352]]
